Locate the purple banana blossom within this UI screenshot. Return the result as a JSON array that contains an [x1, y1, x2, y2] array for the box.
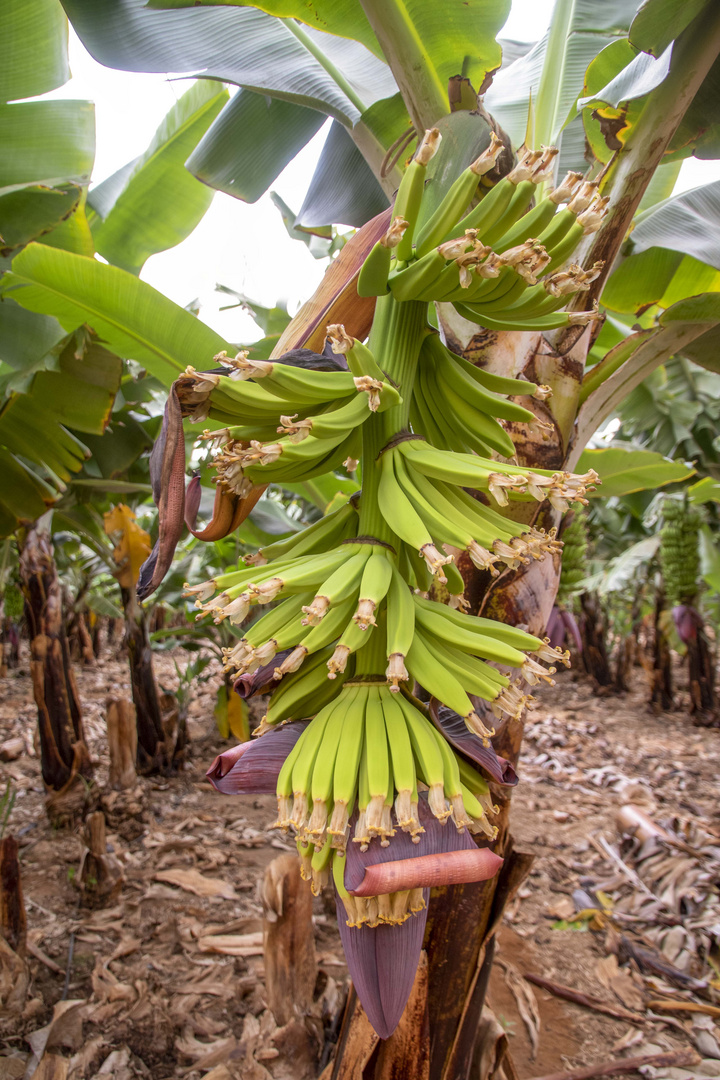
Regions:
[[206, 721, 307, 794], [207, 720, 504, 1040], [546, 605, 583, 653], [429, 700, 517, 786], [672, 604, 701, 644], [338, 799, 502, 1038]]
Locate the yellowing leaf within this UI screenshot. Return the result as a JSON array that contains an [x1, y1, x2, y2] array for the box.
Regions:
[[103, 503, 152, 589], [214, 683, 250, 742]]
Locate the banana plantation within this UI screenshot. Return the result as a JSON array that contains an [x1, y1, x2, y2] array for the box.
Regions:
[[2, 0, 720, 1076]]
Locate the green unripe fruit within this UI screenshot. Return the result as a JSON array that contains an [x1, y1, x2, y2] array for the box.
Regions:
[[659, 500, 700, 606]]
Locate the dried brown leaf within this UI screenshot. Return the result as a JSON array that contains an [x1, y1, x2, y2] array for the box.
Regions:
[[197, 932, 264, 957], [154, 869, 237, 900]]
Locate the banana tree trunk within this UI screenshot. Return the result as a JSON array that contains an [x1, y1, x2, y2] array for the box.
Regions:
[[650, 591, 674, 712], [120, 585, 169, 773], [332, 549, 557, 1080], [686, 628, 716, 722], [578, 591, 613, 689], [18, 525, 93, 817]]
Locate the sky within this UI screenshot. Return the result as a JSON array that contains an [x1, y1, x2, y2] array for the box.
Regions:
[[45, 0, 720, 347]]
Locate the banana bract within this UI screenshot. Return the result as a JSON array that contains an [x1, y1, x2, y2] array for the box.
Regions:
[[185, 129, 603, 1038]]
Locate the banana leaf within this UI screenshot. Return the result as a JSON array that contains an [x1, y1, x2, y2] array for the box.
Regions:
[[3, 244, 231, 386], [185, 88, 325, 203], [88, 81, 229, 273], [295, 121, 389, 229], [61, 0, 397, 126], [0, 0, 70, 103], [577, 445, 696, 497]]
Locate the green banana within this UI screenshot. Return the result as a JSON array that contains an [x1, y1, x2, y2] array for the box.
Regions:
[[405, 632, 493, 735], [353, 548, 394, 630], [377, 448, 451, 579], [224, 357, 357, 405], [493, 197, 558, 253], [364, 686, 392, 838], [425, 336, 537, 429], [328, 615, 376, 678], [418, 361, 517, 458], [331, 686, 366, 846], [275, 595, 358, 677], [254, 499, 358, 563], [413, 601, 526, 666], [384, 564, 415, 691], [276, 393, 371, 443], [393, 128, 442, 261], [265, 647, 345, 726], [413, 594, 543, 651], [382, 690, 421, 838], [394, 691, 447, 822], [307, 696, 349, 841], [301, 546, 372, 624], [414, 132, 505, 257], [310, 837, 334, 894]]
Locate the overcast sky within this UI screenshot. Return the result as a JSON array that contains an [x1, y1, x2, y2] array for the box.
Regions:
[[47, 1, 720, 347]]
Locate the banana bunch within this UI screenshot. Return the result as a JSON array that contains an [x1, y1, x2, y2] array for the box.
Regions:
[[281, 680, 498, 925], [556, 509, 589, 606], [175, 347, 402, 496], [357, 128, 607, 332], [181, 127, 603, 959], [660, 499, 701, 606]]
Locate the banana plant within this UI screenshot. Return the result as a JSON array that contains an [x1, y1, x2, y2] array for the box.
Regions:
[[8, 0, 720, 1071]]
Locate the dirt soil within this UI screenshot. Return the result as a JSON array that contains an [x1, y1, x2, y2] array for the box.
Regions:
[[1, 648, 719, 1079]]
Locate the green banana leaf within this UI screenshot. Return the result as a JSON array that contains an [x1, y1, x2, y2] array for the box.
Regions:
[[577, 40, 672, 111], [81, 414, 155, 480], [629, 180, 720, 271], [3, 244, 231, 386], [0, 184, 82, 258], [40, 195, 96, 256], [355, 0, 508, 124], [578, 445, 696, 497], [0, 336, 123, 536], [688, 477, 720, 505], [0, 0, 70, 103], [699, 524, 720, 594], [268, 193, 336, 258], [248, 495, 304, 536], [679, 324, 720, 375], [147, 0, 383, 61], [597, 534, 661, 595], [88, 81, 228, 274], [629, 0, 712, 57], [602, 249, 720, 315], [61, 0, 397, 126], [0, 299, 66, 382], [158, 0, 510, 121], [185, 88, 325, 203], [295, 121, 389, 229], [483, 0, 638, 157], [582, 36, 720, 164], [0, 101, 95, 196]]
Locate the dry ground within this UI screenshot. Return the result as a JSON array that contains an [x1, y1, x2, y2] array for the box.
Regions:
[[1, 647, 719, 1078]]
